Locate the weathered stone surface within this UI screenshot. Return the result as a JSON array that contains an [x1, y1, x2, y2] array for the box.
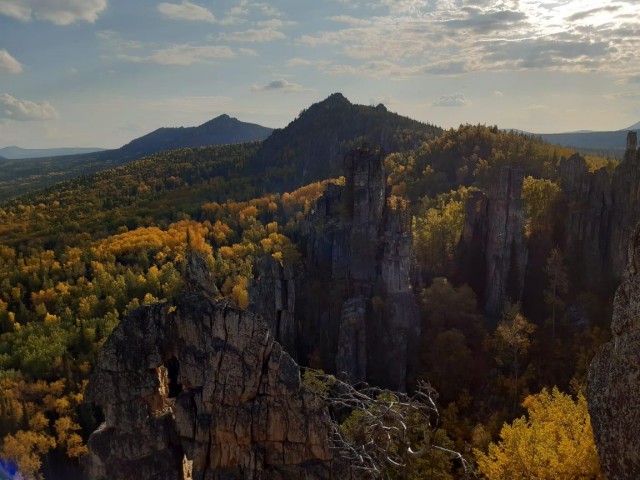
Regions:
[[298, 146, 419, 390], [559, 154, 612, 286], [587, 222, 640, 479], [335, 296, 368, 382], [249, 255, 297, 356], [559, 132, 640, 285], [460, 166, 527, 317], [609, 132, 640, 278], [83, 291, 349, 480]]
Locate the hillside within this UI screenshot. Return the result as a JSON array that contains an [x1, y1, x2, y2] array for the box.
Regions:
[[0, 115, 273, 201], [251, 93, 443, 190], [118, 114, 273, 158], [0, 146, 106, 159]]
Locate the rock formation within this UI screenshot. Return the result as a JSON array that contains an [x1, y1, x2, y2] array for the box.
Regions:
[[82, 289, 349, 480], [559, 154, 611, 286], [459, 166, 528, 318], [587, 221, 640, 479], [559, 132, 640, 286], [609, 132, 640, 277], [298, 146, 419, 391], [249, 255, 297, 357]]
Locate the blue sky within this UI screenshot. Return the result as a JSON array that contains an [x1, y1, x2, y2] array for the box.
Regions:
[[0, 0, 639, 148]]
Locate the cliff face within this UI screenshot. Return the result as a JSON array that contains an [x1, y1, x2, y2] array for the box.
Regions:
[[459, 166, 527, 317], [560, 132, 640, 285], [559, 154, 611, 285], [249, 255, 297, 357], [610, 132, 640, 277], [83, 290, 348, 480], [297, 147, 419, 391], [587, 222, 640, 479]]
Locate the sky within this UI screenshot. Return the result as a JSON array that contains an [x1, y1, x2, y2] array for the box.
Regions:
[[0, 0, 639, 149]]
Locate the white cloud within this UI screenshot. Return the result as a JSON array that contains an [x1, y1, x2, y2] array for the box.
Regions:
[[0, 93, 59, 121], [287, 57, 312, 67], [0, 0, 107, 25], [327, 15, 372, 26], [257, 18, 294, 28], [249, 2, 281, 17], [298, 0, 640, 77], [239, 48, 258, 56], [96, 30, 144, 50], [220, 28, 285, 43], [158, 1, 215, 23], [433, 93, 471, 107], [251, 79, 314, 93], [0, 49, 22, 73], [118, 45, 235, 65], [493, 90, 504, 97]]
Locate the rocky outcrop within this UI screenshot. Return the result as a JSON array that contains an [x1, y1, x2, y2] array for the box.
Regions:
[[459, 166, 527, 317], [559, 154, 612, 287], [249, 255, 297, 357], [298, 146, 419, 391], [82, 290, 349, 480], [610, 132, 640, 277], [587, 221, 640, 479], [559, 132, 640, 286]]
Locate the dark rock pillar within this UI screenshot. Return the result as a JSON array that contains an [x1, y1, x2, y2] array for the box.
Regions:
[[587, 221, 640, 479]]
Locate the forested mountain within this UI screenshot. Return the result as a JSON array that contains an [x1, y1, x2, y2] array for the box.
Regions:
[[0, 147, 106, 160], [117, 114, 272, 158], [251, 92, 443, 191], [0, 95, 631, 479], [0, 115, 272, 202]]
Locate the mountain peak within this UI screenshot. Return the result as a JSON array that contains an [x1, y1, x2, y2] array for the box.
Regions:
[[199, 114, 236, 128], [119, 115, 273, 156], [323, 92, 350, 105]]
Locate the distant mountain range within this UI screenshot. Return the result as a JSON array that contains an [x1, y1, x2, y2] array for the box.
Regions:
[[528, 122, 640, 156], [117, 114, 273, 158], [0, 115, 274, 201], [0, 146, 106, 160]]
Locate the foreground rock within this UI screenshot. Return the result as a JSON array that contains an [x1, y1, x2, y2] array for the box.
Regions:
[[82, 290, 349, 480], [587, 222, 640, 479]]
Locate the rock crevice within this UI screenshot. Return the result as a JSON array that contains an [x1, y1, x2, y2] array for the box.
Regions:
[[83, 291, 348, 480]]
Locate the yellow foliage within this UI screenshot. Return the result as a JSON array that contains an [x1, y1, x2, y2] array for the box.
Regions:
[[0, 430, 56, 480], [475, 387, 603, 480], [142, 293, 159, 305], [54, 416, 88, 458], [43, 312, 60, 324], [231, 276, 249, 309]]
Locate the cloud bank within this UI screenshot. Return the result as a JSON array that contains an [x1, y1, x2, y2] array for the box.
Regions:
[[0, 94, 59, 121], [0, 0, 107, 25]]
